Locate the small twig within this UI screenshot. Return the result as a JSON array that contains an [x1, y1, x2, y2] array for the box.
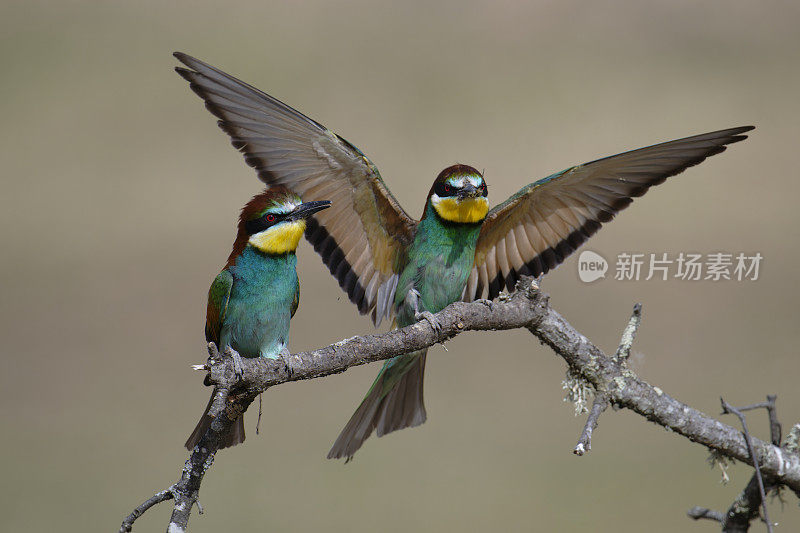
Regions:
[[765, 395, 780, 446], [574, 395, 609, 456], [738, 402, 771, 412], [256, 393, 263, 435], [119, 487, 175, 533], [737, 395, 781, 446], [614, 303, 642, 360], [687, 506, 724, 523], [721, 398, 774, 533]]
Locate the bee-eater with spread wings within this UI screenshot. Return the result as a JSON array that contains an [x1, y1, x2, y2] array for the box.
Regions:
[[174, 52, 753, 460]]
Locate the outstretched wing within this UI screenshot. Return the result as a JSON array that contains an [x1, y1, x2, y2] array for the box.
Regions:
[[175, 53, 416, 325], [463, 126, 754, 301], [205, 269, 233, 345]]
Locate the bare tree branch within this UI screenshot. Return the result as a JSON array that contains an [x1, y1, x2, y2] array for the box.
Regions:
[[120, 279, 800, 531], [689, 396, 786, 532]]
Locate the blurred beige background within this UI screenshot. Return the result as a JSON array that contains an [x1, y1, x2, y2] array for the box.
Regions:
[[2, 1, 799, 531]]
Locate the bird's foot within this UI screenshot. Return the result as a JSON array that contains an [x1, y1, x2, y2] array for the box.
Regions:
[[207, 341, 220, 358], [195, 341, 221, 370], [224, 346, 245, 381], [406, 288, 422, 308], [475, 298, 494, 310], [415, 310, 442, 334], [407, 288, 442, 333]]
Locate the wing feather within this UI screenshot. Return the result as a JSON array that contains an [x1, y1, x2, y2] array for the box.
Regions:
[[175, 53, 417, 324], [205, 270, 233, 344], [465, 126, 754, 301]]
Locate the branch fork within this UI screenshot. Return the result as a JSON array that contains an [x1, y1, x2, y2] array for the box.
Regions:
[[689, 396, 789, 532], [572, 302, 642, 455]]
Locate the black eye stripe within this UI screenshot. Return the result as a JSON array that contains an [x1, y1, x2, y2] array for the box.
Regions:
[[435, 179, 486, 198], [435, 181, 457, 197], [245, 212, 284, 235]]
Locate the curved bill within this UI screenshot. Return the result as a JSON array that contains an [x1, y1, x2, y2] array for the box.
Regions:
[[290, 200, 331, 220]]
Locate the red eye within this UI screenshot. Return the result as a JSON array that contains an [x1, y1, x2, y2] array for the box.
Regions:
[[444, 184, 450, 192], [266, 214, 275, 222]]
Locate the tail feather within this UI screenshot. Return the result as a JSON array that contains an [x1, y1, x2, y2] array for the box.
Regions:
[[184, 393, 246, 450], [327, 351, 427, 461], [376, 353, 427, 436]]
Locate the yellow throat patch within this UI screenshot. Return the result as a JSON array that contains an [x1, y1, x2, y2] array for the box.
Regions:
[[433, 196, 489, 224], [249, 219, 306, 254]]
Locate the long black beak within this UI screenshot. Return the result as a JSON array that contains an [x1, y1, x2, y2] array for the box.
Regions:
[[290, 200, 331, 220], [457, 184, 480, 200]]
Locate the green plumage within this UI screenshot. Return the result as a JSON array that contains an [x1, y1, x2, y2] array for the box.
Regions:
[[205, 270, 232, 345], [219, 247, 299, 359], [395, 202, 483, 324], [185, 189, 329, 450]]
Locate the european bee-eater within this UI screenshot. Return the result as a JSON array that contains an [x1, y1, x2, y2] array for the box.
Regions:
[[174, 52, 753, 460], [184, 186, 330, 450]]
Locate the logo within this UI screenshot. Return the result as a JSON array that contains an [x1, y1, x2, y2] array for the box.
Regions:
[[576, 251, 762, 282], [578, 250, 608, 283]]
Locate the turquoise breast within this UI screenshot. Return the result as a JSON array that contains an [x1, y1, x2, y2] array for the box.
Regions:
[[221, 246, 299, 359], [394, 203, 482, 326]]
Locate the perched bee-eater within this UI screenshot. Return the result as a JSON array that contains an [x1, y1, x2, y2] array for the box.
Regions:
[[174, 52, 753, 460], [184, 186, 330, 450]]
